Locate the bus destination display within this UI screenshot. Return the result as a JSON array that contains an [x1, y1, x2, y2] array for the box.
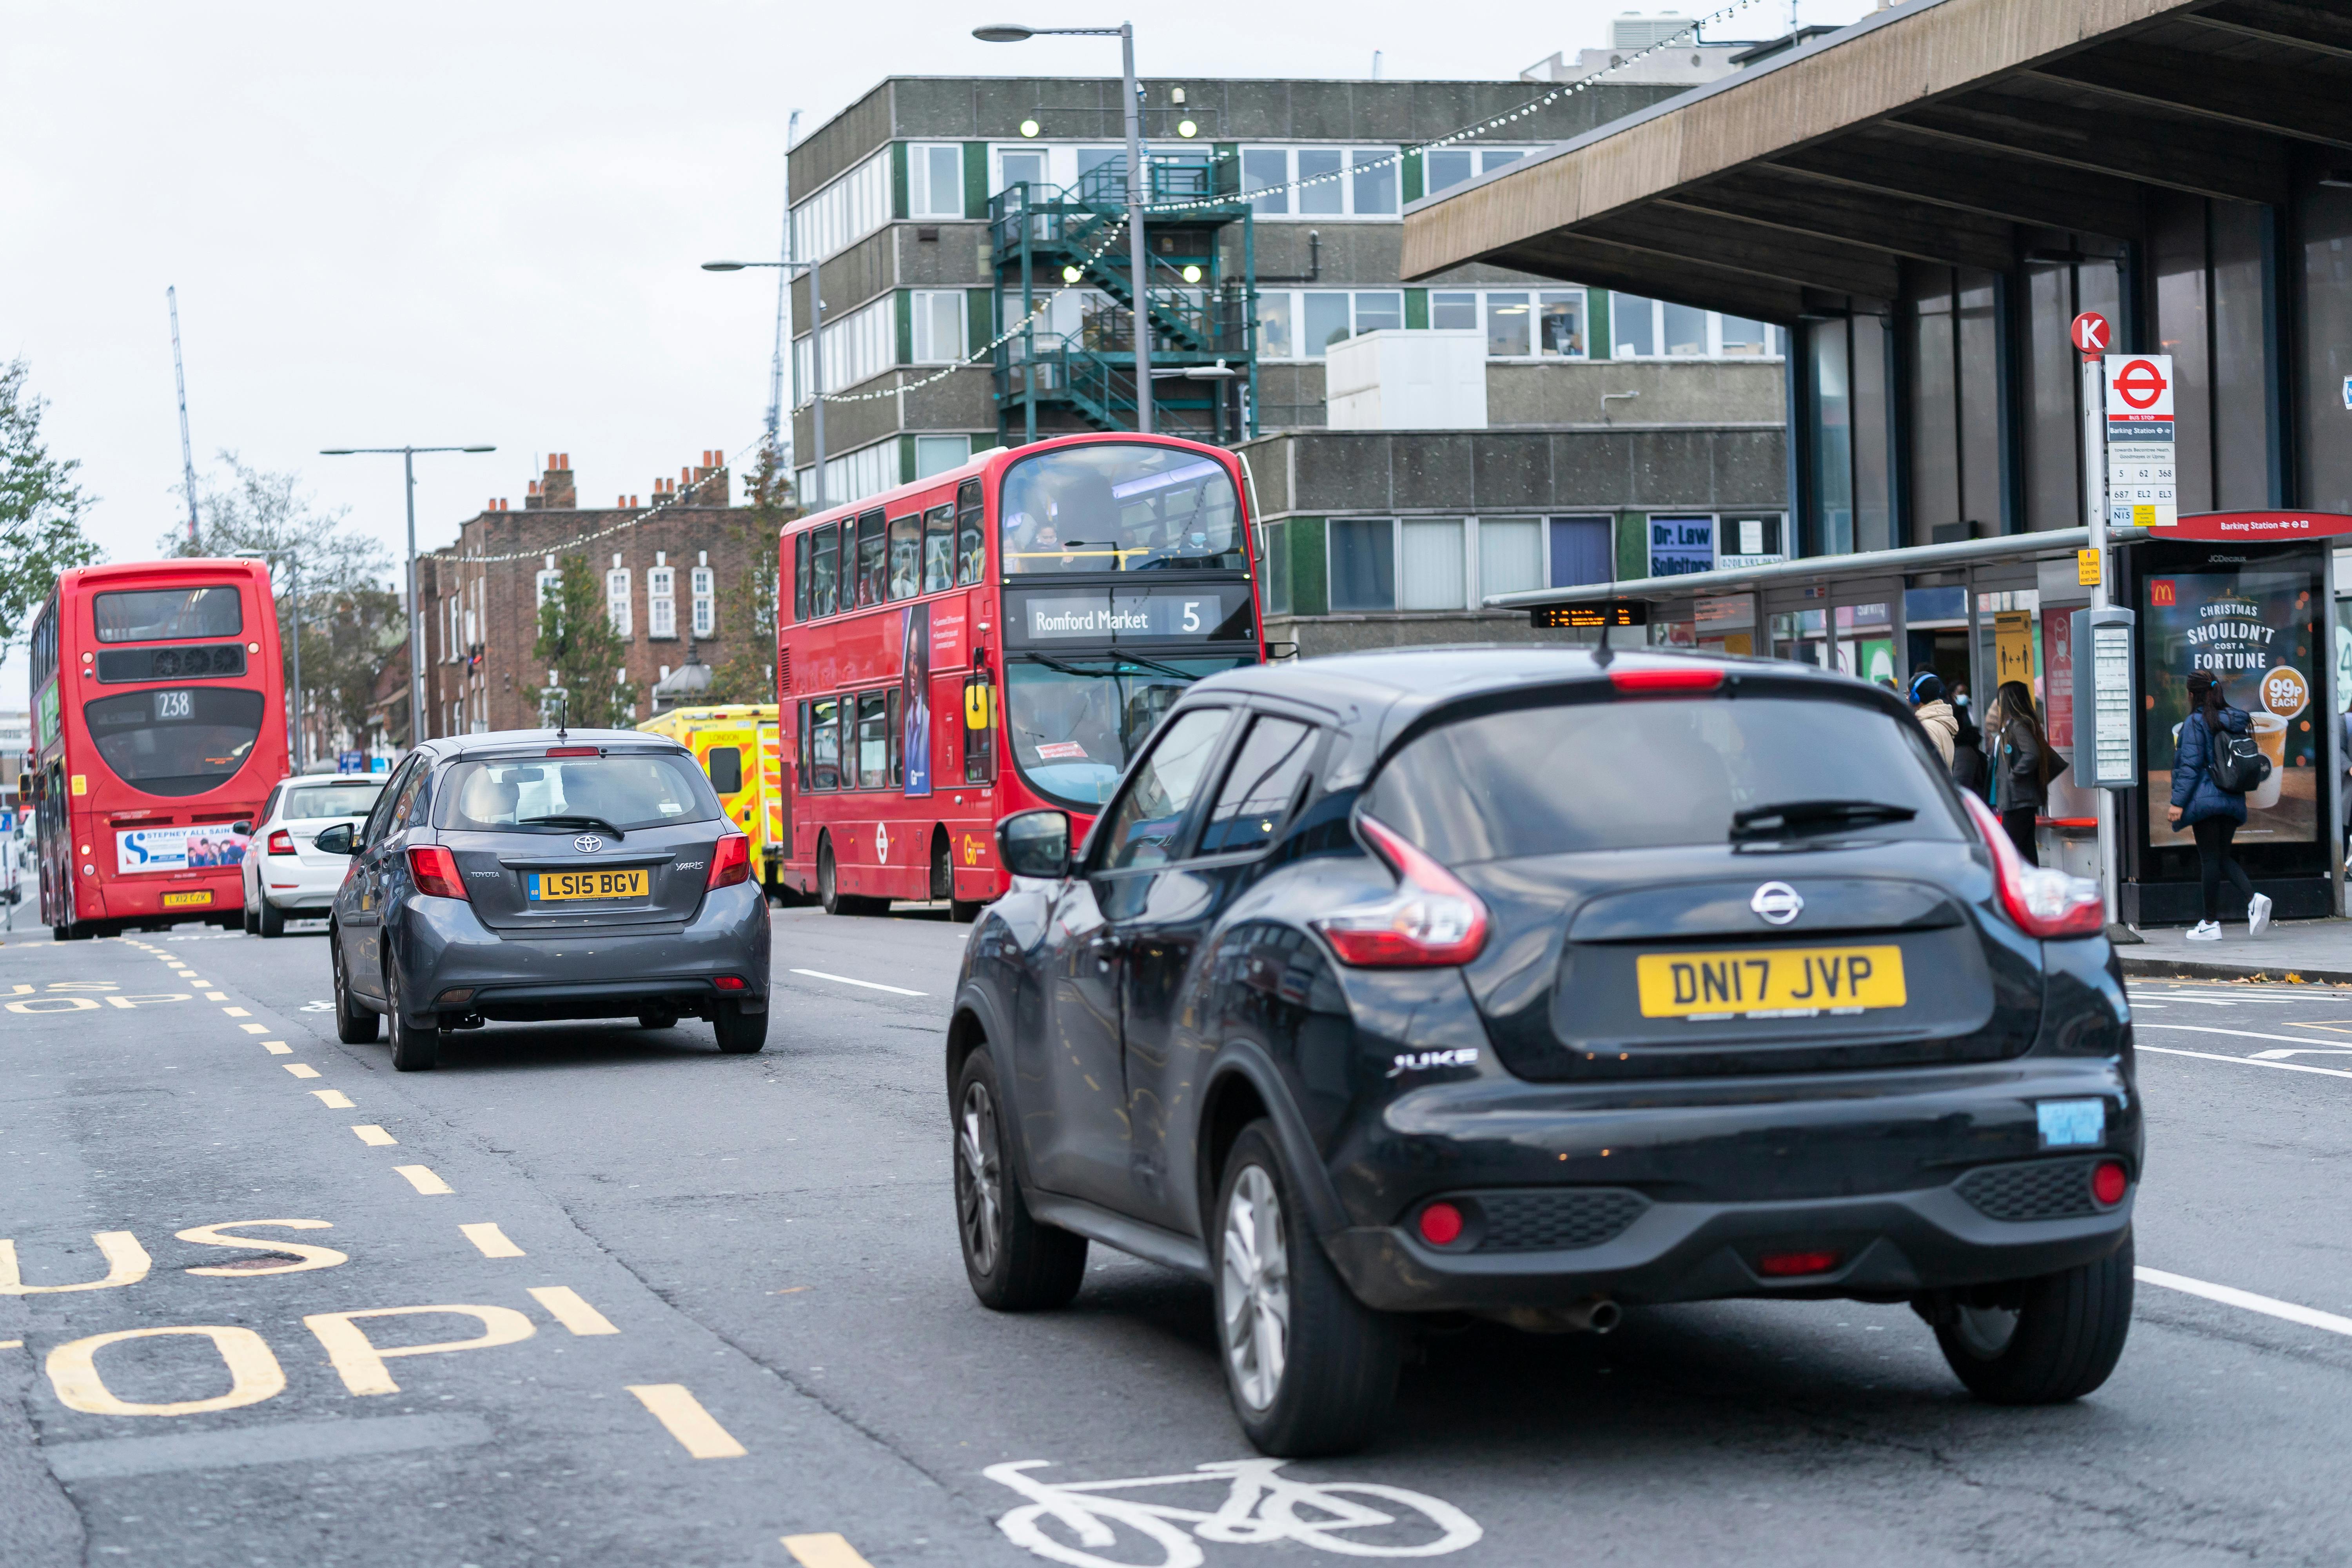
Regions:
[[1007, 585, 1256, 646]]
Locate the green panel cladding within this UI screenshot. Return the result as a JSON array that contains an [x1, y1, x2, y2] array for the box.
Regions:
[[1401, 151, 1423, 205], [966, 289, 994, 358], [894, 291, 913, 365], [1289, 518, 1328, 617], [891, 143, 909, 221], [1404, 289, 1428, 331], [1590, 291, 1613, 360], [963, 143, 988, 219], [1616, 511, 1647, 582]]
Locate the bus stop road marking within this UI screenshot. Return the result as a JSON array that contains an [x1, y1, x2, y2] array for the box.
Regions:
[[238, 1024, 269, 1034], [311, 1090, 355, 1109], [626, 1385, 745, 1458], [222, 1006, 250, 1016], [788, 968, 927, 996], [205, 992, 227, 1001], [460, 1223, 524, 1258], [263, 1041, 291, 1054], [351, 1125, 397, 1146], [285, 1064, 321, 1079], [527, 1286, 619, 1335], [782, 1534, 878, 1568], [393, 1166, 453, 1195]]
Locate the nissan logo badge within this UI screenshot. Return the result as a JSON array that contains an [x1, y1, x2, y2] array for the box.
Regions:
[[1750, 881, 1803, 926], [573, 834, 604, 854]]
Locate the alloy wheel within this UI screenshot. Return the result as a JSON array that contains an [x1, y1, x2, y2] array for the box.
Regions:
[[958, 1081, 1003, 1274], [1221, 1163, 1292, 1412], [1953, 1303, 2020, 1358]]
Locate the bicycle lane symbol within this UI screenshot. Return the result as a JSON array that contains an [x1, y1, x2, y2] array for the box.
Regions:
[[985, 1459, 1483, 1568]]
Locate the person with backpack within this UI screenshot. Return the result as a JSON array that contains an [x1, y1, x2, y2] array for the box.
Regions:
[[2169, 669, 2272, 941], [1990, 681, 2060, 865]]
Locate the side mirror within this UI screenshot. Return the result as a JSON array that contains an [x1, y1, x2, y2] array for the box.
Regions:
[[995, 809, 1071, 880], [314, 823, 358, 857], [231, 820, 252, 836]]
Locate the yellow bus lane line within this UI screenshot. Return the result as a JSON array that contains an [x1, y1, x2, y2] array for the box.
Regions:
[[352, 1125, 397, 1146], [285, 1063, 321, 1079], [626, 1384, 746, 1458], [783, 1534, 880, 1568], [528, 1286, 619, 1336], [311, 1089, 355, 1109], [393, 1166, 453, 1195], [461, 1223, 526, 1258]]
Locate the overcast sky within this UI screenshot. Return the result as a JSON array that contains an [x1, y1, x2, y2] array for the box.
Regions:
[[0, 0, 1877, 705]]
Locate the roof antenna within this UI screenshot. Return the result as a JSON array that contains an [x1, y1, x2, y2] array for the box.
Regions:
[[555, 694, 568, 742], [1592, 530, 1619, 670]]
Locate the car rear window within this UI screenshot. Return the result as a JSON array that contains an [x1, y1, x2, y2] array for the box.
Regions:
[[282, 782, 383, 820], [434, 753, 720, 833], [1364, 694, 1961, 863]]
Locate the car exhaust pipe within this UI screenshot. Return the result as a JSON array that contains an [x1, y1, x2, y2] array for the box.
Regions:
[[1486, 1297, 1621, 1336]]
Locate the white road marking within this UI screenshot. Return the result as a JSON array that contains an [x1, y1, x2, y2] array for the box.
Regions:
[[2138, 1045, 2352, 1082], [2251, 1048, 2352, 1060], [788, 968, 927, 997], [2138, 1267, 2352, 1339], [2138, 1023, 2352, 1048]]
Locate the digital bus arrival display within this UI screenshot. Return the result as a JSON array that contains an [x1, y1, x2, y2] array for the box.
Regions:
[[1008, 586, 1256, 646], [1531, 602, 1649, 629]]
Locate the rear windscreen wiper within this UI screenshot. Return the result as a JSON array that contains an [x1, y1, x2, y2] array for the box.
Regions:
[[515, 814, 626, 840], [1730, 799, 1916, 842]]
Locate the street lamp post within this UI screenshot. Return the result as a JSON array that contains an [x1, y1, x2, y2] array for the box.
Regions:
[[232, 549, 302, 769], [704, 260, 825, 510], [319, 444, 495, 750], [975, 21, 1156, 434]]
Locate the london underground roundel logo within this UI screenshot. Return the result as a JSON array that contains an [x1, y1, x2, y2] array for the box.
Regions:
[[2111, 358, 2167, 410]]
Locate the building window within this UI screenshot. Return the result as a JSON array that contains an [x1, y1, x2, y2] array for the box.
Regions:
[[1548, 517, 1615, 586], [797, 440, 899, 508], [912, 291, 967, 363], [691, 567, 715, 637], [1259, 288, 1588, 361], [1237, 147, 1401, 220], [915, 434, 969, 479], [1423, 146, 1530, 196], [909, 143, 964, 219], [647, 566, 676, 639], [535, 565, 559, 611], [1261, 520, 1291, 616], [794, 294, 895, 402], [1477, 518, 1543, 597], [789, 146, 889, 264], [1328, 518, 1396, 611], [1399, 519, 1466, 610], [606, 566, 632, 638], [1611, 293, 1779, 359], [1902, 261, 2005, 544]]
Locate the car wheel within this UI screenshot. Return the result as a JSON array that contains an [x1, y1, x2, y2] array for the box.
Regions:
[[383, 963, 439, 1071], [1930, 1230, 2134, 1404], [332, 934, 379, 1044], [243, 893, 260, 935], [258, 898, 285, 938], [637, 1006, 678, 1031], [1214, 1121, 1401, 1457], [955, 1046, 1087, 1310], [713, 1001, 767, 1054]]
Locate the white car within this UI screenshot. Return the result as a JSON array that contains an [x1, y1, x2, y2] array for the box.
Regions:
[[240, 775, 385, 937]]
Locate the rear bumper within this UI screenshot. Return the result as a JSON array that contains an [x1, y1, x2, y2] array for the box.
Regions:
[[387, 882, 770, 1022], [256, 855, 345, 909]]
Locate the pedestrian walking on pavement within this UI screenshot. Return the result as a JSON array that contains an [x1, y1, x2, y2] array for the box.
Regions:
[[1950, 693, 1989, 798], [1990, 681, 2060, 866], [2170, 669, 2270, 941], [1909, 671, 1958, 769]]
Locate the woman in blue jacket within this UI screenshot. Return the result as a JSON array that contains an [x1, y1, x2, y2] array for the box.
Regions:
[[2169, 669, 2271, 941]]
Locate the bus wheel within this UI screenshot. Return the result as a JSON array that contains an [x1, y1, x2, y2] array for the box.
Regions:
[[951, 897, 987, 924], [930, 829, 954, 902], [54, 922, 88, 942]]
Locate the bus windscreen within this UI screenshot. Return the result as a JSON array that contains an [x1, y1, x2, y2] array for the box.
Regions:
[[1004, 655, 1253, 809], [93, 586, 243, 643], [1000, 444, 1243, 574], [84, 687, 265, 796]]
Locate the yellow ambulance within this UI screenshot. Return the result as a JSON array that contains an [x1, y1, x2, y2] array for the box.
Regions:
[[636, 705, 786, 898]]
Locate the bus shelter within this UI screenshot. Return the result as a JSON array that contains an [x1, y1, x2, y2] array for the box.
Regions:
[[1489, 515, 2352, 927]]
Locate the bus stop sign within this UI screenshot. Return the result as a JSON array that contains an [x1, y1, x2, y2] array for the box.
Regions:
[[2071, 311, 2110, 356], [2071, 606, 2139, 790]]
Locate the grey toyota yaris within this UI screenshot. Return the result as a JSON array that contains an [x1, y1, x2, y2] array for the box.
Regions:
[[317, 730, 771, 1070]]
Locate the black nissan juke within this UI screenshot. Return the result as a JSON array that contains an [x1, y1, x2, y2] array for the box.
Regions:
[[945, 648, 2140, 1456]]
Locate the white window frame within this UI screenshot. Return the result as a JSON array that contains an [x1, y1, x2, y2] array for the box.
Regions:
[[1420, 145, 1537, 199], [788, 147, 890, 265], [914, 434, 971, 479], [1608, 293, 1782, 360], [911, 290, 968, 363], [794, 294, 895, 403], [795, 439, 899, 510], [1259, 289, 1407, 360], [691, 567, 716, 638], [535, 564, 560, 613], [1322, 514, 1624, 613], [647, 566, 677, 639], [606, 567, 632, 638], [909, 142, 964, 219], [1237, 147, 1403, 220]]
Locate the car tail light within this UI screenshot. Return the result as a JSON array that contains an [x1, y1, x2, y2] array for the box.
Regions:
[[1758, 1249, 1842, 1277], [546, 746, 599, 757], [1608, 664, 1724, 695], [1311, 815, 1489, 967], [713, 975, 747, 992], [2091, 1160, 2129, 1207], [1961, 791, 2105, 938], [267, 830, 295, 855], [1416, 1202, 1465, 1247], [708, 833, 751, 889], [407, 846, 468, 900]]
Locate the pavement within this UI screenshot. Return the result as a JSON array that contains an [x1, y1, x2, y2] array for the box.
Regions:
[[2119, 916, 2352, 984], [4, 908, 2352, 1566]]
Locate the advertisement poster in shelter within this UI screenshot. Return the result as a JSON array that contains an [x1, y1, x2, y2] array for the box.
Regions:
[[2140, 563, 2320, 848]]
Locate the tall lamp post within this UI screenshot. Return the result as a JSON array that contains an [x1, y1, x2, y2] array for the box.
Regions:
[[704, 259, 825, 509], [974, 21, 1156, 434], [319, 444, 494, 750], [231, 549, 303, 770]]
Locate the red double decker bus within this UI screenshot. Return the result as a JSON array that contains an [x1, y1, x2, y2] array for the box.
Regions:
[[772, 433, 1264, 916], [25, 560, 289, 939]]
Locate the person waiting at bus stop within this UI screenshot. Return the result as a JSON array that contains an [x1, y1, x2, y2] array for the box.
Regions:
[[1988, 680, 2059, 866], [2170, 668, 2272, 942], [1907, 671, 1958, 769]]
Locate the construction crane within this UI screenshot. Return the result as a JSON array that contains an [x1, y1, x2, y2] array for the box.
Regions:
[[167, 287, 200, 546], [764, 109, 803, 472]]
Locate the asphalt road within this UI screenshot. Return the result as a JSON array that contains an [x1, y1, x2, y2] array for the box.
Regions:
[[4, 907, 2352, 1568]]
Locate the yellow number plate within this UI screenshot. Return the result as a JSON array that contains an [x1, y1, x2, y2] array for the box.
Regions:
[[529, 869, 650, 902], [1634, 945, 1906, 1020], [161, 890, 214, 908]]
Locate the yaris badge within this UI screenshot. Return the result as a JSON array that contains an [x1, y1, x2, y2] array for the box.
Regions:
[[1750, 881, 1803, 926], [573, 834, 604, 854]]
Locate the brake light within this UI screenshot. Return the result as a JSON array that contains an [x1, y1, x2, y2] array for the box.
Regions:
[[2091, 1160, 2129, 1207], [708, 832, 751, 889], [1416, 1202, 1466, 1246], [407, 846, 468, 900], [1311, 815, 1489, 967], [546, 746, 599, 757], [1608, 664, 1724, 694], [1759, 1249, 1842, 1278], [267, 830, 295, 855], [713, 975, 747, 992], [1961, 791, 2105, 938]]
